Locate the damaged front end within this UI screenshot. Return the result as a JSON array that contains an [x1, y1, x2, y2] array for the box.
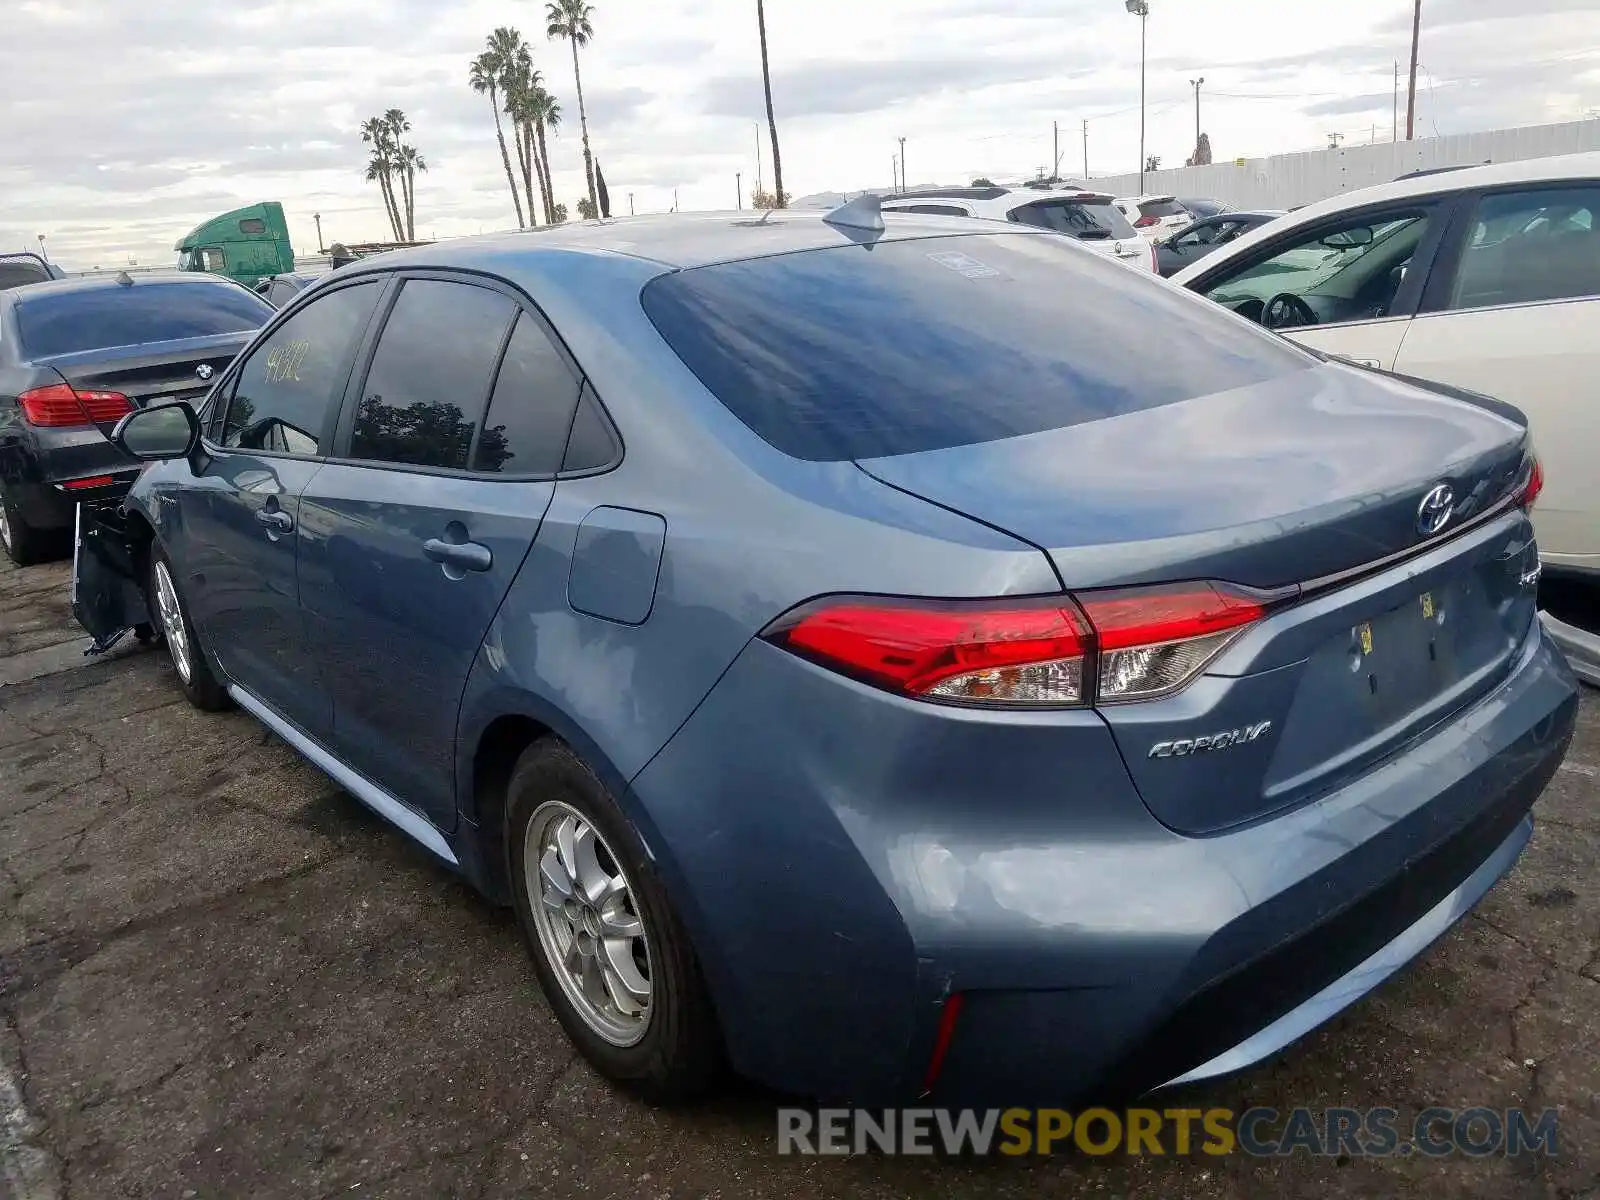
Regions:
[[71, 500, 149, 655]]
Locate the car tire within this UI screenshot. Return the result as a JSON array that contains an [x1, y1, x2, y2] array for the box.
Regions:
[[507, 738, 723, 1103], [0, 487, 51, 567], [147, 545, 231, 712]]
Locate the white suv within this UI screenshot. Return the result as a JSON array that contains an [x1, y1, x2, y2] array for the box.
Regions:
[[880, 186, 1158, 273], [1114, 194, 1192, 240]]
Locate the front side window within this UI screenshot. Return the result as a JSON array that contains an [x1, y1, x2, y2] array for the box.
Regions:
[[349, 279, 516, 470], [221, 282, 382, 456], [201, 247, 226, 272], [1448, 186, 1600, 311], [1201, 208, 1433, 329]]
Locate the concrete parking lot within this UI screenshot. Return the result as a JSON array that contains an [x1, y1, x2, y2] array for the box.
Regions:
[[1, 552, 1597, 1199]]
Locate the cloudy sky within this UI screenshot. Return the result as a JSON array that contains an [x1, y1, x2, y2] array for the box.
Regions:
[[4, 0, 1599, 269]]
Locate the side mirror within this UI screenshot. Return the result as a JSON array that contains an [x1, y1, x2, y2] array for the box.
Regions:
[[112, 402, 200, 461], [1320, 227, 1374, 249]]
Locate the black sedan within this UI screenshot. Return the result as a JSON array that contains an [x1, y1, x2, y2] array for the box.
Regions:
[[1156, 210, 1285, 277], [0, 273, 271, 564]]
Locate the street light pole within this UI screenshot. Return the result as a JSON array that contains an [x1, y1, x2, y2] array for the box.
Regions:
[[1190, 76, 1204, 155], [898, 136, 907, 193], [313, 213, 324, 253], [1405, 0, 1422, 140], [736, 172, 742, 210], [1127, 0, 1150, 192]]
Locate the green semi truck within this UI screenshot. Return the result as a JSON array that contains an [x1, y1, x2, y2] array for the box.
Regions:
[[174, 202, 295, 288]]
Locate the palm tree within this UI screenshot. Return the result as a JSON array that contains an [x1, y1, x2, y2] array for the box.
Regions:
[[546, 0, 598, 216], [755, 0, 784, 208], [395, 144, 427, 240], [504, 46, 547, 225], [360, 115, 402, 240], [488, 28, 536, 225], [529, 88, 562, 225], [470, 47, 523, 228]]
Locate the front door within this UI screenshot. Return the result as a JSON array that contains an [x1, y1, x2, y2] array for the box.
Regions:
[[1191, 202, 1448, 371], [178, 278, 387, 737], [300, 280, 585, 830]]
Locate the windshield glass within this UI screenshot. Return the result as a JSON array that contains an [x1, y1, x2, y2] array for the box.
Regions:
[[642, 232, 1311, 462], [17, 281, 272, 359], [1010, 199, 1137, 239]]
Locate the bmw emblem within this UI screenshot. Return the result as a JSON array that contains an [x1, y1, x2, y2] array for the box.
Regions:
[[1416, 483, 1455, 537], [196, 363, 214, 381]]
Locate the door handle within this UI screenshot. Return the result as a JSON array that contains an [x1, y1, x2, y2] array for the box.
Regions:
[[255, 509, 294, 533], [423, 537, 492, 574]]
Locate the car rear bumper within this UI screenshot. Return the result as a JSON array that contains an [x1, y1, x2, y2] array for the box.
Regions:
[[629, 617, 1577, 1104], [5, 424, 137, 530]]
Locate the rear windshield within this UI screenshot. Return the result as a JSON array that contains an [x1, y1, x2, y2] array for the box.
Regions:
[[0, 261, 51, 292], [1009, 199, 1137, 239], [1140, 199, 1187, 218], [641, 233, 1311, 462], [16, 281, 272, 359]]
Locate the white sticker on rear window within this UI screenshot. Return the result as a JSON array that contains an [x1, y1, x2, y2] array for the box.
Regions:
[[926, 250, 1000, 279]]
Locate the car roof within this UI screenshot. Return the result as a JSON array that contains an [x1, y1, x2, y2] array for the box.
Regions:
[[329, 209, 1045, 274], [1119, 194, 1178, 204], [1168, 150, 1600, 285], [4, 271, 237, 303], [885, 187, 1117, 213]]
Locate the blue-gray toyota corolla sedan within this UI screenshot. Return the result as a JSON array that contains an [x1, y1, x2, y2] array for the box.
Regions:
[[74, 204, 1578, 1106]]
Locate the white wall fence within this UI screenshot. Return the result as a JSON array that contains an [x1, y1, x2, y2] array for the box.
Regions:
[[1086, 118, 1600, 209]]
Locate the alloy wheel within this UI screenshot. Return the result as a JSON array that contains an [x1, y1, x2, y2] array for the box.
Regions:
[[152, 560, 193, 684], [525, 800, 653, 1046]]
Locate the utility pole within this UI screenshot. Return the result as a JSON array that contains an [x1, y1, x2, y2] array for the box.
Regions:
[[1190, 77, 1204, 154], [891, 156, 898, 192], [736, 172, 742, 210], [1328, 132, 1344, 149], [673, 187, 679, 212], [898, 136, 907, 192], [313, 213, 324, 252], [1393, 62, 1400, 141], [1082, 118, 1089, 179], [1125, 1, 1150, 192], [1053, 120, 1059, 180], [629, 192, 635, 216], [1405, 0, 1422, 140]]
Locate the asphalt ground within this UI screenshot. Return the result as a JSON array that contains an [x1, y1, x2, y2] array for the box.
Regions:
[[1, 551, 1597, 1198]]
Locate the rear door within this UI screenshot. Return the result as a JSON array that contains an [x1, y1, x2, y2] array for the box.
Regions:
[[1391, 181, 1600, 571], [299, 274, 583, 830], [178, 278, 388, 738], [1187, 198, 1456, 370]]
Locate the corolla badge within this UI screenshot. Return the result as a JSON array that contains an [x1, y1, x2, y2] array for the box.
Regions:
[[1416, 483, 1455, 537], [1148, 721, 1272, 759], [196, 363, 214, 381]]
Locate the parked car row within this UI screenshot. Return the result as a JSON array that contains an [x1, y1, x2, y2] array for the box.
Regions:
[[53, 194, 1576, 1110]]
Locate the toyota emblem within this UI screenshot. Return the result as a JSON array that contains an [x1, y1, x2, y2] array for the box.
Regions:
[[1416, 483, 1455, 537], [196, 363, 214, 381]]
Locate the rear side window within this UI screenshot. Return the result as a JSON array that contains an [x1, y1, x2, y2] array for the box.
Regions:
[[1010, 200, 1136, 239], [350, 279, 516, 470], [473, 312, 583, 474], [642, 233, 1311, 462], [16, 281, 271, 359], [1449, 186, 1600, 310]]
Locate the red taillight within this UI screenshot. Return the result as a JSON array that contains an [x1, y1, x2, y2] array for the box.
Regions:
[[1134, 215, 1159, 227], [17, 383, 130, 427], [769, 596, 1091, 705], [1519, 455, 1544, 509], [763, 581, 1280, 707], [62, 475, 117, 491]]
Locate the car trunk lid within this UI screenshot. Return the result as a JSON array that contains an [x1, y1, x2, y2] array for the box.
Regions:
[[41, 332, 250, 432], [855, 363, 1538, 833]]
